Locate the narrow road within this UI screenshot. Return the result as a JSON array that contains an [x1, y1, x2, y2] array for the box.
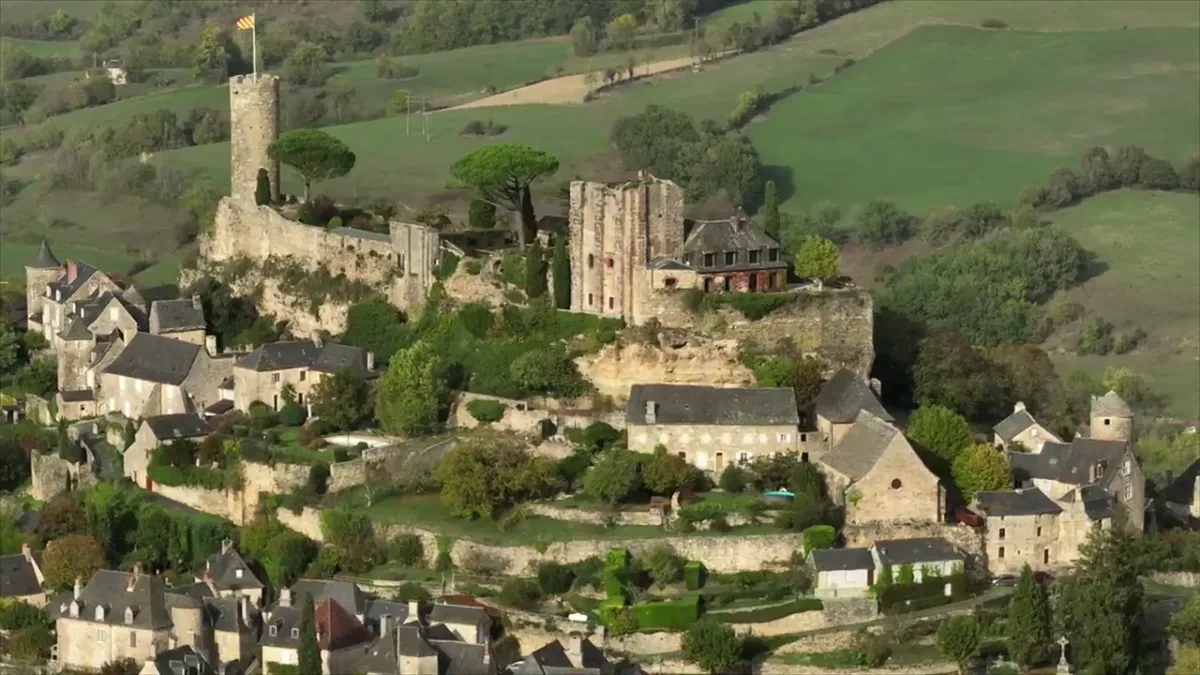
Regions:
[[783, 586, 1013, 641]]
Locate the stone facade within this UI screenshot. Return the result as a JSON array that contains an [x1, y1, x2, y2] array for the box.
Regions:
[[626, 421, 806, 470], [30, 450, 95, 501], [229, 74, 280, 205]]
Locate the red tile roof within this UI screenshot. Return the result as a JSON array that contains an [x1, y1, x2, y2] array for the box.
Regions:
[[315, 597, 371, 651]]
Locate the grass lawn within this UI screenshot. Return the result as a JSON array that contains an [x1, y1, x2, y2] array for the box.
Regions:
[[2, 37, 78, 57], [749, 24, 1200, 213], [267, 426, 331, 465], [0, 239, 137, 280], [1046, 190, 1200, 419], [357, 494, 779, 547]]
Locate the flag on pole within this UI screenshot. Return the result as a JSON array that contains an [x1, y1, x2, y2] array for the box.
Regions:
[[236, 14, 257, 79]]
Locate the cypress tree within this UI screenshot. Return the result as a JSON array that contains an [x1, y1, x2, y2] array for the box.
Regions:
[[298, 593, 322, 674], [255, 168, 272, 206], [525, 238, 547, 299], [552, 234, 571, 309], [1007, 565, 1052, 667], [762, 180, 780, 239], [1058, 520, 1143, 675]]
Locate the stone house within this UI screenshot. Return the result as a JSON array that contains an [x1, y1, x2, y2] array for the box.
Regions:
[[260, 580, 397, 674], [124, 413, 213, 489], [196, 539, 265, 606], [510, 635, 613, 675], [149, 297, 208, 346], [0, 543, 46, 607], [1007, 437, 1144, 531], [809, 537, 963, 598], [1161, 459, 1200, 527], [98, 333, 233, 420], [992, 402, 1061, 452], [819, 411, 943, 526], [624, 383, 803, 472], [231, 336, 373, 413], [680, 210, 789, 294], [138, 645, 218, 675], [165, 581, 260, 670], [813, 369, 891, 450], [974, 488, 1063, 574]]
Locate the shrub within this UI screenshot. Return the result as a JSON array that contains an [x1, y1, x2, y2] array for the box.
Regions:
[[537, 562, 576, 595], [0, 600, 49, 630], [632, 596, 701, 631], [719, 464, 748, 492], [1139, 158, 1180, 190], [685, 561, 706, 590], [435, 551, 453, 572], [460, 549, 508, 577], [980, 18, 1008, 28], [803, 525, 837, 554], [466, 399, 507, 423], [395, 582, 431, 603], [327, 216, 344, 228], [499, 578, 543, 610], [8, 624, 54, 660], [602, 603, 638, 635], [297, 195, 339, 226], [279, 403, 307, 427], [389, 534, 425, 567]]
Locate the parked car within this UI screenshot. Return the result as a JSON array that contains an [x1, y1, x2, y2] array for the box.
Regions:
[[992, 574, 1019, 587]]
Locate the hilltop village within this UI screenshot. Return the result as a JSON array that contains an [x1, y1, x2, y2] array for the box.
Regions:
[[0, 42, 1197, 675]]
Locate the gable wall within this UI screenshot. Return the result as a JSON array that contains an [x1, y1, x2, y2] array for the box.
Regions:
[[848, 434, 940, 525]]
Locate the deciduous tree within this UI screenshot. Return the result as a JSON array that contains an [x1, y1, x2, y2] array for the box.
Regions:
[[906, 404, 973, 464], [583, 450, 642, 505], [436, 435, 558, 518], [951, 443, 1012, 501], [192, 24, 232, 83], [793, 235, 839, 284], [641, 446, 695, 496], [268, 129, 356, 200], [42, 534, 106, 591], [682, 619, 742, 674], [451, 144, 559, 250], [310, 369, 371, 431], [936, 616, 981, 675], [375, 340, 445, 436]]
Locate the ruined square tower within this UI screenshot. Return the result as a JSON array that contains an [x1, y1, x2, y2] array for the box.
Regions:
[[567, 175, 686, 324], [229, 74, 280, 204]]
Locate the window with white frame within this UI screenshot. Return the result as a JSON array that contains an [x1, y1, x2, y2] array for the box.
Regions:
[[737, 451, 750, 464], [135, 379, 143, 393], [109, 307, 118, 321], [1123, 483, 1132, 500], [1122, 459, 1131, 476], [95, 629, 104, 642], [777, 433, 789, 443]]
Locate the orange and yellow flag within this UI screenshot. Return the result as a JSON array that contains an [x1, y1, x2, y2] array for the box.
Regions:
[[235, 15, 255, 31]]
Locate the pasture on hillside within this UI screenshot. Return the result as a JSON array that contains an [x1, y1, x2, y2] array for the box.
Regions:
[[749, 24, 1200, 213], [1046, 190, 1200, 420], [1, 37, 77, 57]]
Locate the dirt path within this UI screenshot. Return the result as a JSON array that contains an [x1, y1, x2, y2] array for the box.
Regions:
[[445, 55, 705, 110]]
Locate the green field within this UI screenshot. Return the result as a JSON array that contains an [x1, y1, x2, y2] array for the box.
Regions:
[[1046, 190, 1200, 419], [750, 24, 1200, 213], [1, 37, 77, 57]]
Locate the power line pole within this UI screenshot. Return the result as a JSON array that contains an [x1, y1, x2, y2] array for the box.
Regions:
[[406, 94, 411, 136]]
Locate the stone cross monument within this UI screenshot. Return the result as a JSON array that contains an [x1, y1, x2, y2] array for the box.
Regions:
[[1056, 636, 1073, 675]]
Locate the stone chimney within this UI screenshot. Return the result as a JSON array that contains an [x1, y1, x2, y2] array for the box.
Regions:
[[66, 260, 78, 283], [192, 294, 202, 310], [567, 634, 584, 666], [21, 543, 31, 562], [407, 600, 420, 623], [645, 401, 657, 424], [205, 334, 219, 355], [1192, 475, 1200, 518], [239, 594, 252, 628], [379, 613, 391, 636], [279, 588, 292, 607], [1014, 401, 1026, 412], [311, 331, 324, 348], [221, 538, 233, 555], [74, 576, 83, 599], [366, 351, 376, 371]]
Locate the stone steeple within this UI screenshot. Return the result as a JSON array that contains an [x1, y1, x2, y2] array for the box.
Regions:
[[28, 239, 61, 269]]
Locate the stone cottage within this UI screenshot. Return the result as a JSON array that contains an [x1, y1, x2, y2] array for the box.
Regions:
[[1007, 437, 1144, 531], [124, 413, 213, 489], [510, 635, 613, 675], [813, 369, 891, 450], [819, 410, 943, 526], [624, 383, 803, 472], [974, 488, 1063, 574], [992, 402, 1061, 452], [1161, 458, 1200, 527], [196, 539, 264, 605], [98, 333, 233, 419], [0, 543, 46, 607], [809, 537, 963, 598], [231, 336, 373, 413]]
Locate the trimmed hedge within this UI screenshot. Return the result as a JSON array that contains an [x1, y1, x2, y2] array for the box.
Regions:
[[631, 596, 701, 631], [708, 597, 823, 623], [466, 399, 507, 423], [604, 547, 628, 600], [803, 525, 836, 554], [876, 572, 967, 614], [685, 561, 706, 590], [607, 547, 629, 568]]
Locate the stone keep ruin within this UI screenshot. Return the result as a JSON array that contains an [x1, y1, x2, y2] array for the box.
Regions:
[[196, 74, 441, 335]]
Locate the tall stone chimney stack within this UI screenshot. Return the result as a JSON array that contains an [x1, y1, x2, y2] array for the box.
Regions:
[[229, 74, 280, 204]]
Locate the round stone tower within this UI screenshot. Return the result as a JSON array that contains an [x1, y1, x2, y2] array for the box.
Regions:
[[1089, 390, 1133, 442], [229, 74, 280, 204], [25, 239, 62, 331]]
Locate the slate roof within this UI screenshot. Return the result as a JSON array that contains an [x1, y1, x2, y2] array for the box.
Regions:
[[48, 262, 99, 300], [102, 332, 200, 385], [201, 596, 249, 633], [975, 489, 1063, 517], [331, 226, 391, 243], [822, 410, 903, 481], [204, 545, 263, 592], [58, 317, 93, 341], [29, 239, 61, 269], [626, 384, 799, 426], [364, 598, 409, 634], [813, 369, 892, 424], [683, 217, 779, 254], [260, 605, 302, 648], [291, 578, 365, 614], [56, 569, 173, 630], [145, 414, 211, 441], [872, 538, 962, 567], [1091, 390, 1133, 418], [994, 409, 1038, 441], [236, 340, 367, 374], [1163, 459, 1200, 506], [204, 400, 234, 415], [60, 389, 95, 402], [809, 548, 874, 572], [430, 639, 492, 675], [0, 552, 43, 597], [1007, 438, 1127, 486], [429, 602, 490, 627], [147, 645, 216, 675], [343, 629, 402, 673], [398, 625, 439, 657], [648, 257, 692, 271], [77, 291, 144, 328], [512, 638, 610, 675], [150, 299, 206, 333]]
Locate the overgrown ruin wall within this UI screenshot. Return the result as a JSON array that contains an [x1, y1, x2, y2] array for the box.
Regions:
[[575, 334, 754, 401], [144, 460, 310, 525]]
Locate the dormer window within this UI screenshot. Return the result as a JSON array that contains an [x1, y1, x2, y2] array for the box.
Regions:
[[95, 606, 106, 621], [124, 607, 134, 624], [768, 248, 779, 262], [724, 251, 737, 265], [291, 628, 300, 639], [70, 601, 81, 618], [235, 569, 243, 579], [269, 625, 278, 636]]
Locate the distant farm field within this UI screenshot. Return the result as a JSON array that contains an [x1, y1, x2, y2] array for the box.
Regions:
[[749, 24, 1200, 213], [1046, 190, 1200, 419], [1, 37, 77, 57]]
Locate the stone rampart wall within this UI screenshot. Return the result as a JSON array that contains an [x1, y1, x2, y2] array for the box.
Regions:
[[153, 482, 243, 522], [576, 336, 754, 401], [30, 451, 92, 501]]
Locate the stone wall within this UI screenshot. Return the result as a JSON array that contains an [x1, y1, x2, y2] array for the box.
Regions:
[[727, 609, 826, 636], [575, 334, 754, 401], [30, 451, 92, 501], [843, 522, 984, 573], [448, 392, 623, 434], [153, 482, 243, 522], [229, 74, 279, 204], [820, 597, 879, 625], [1150, 571, 1200, 587], [140, 460, 309, 525], [527, 503, 665, 527]]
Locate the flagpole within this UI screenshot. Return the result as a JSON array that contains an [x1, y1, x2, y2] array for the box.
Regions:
[[252, 13, 258, 80]]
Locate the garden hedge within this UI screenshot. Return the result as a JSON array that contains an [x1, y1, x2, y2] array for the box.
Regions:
[[631, 596, 700, 631], [684, 561, 706, 590], [707, 597, 823, 623], [466, 399, 507, 423], [876, 572, 967, 614], [803, 525, 837, 554]]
